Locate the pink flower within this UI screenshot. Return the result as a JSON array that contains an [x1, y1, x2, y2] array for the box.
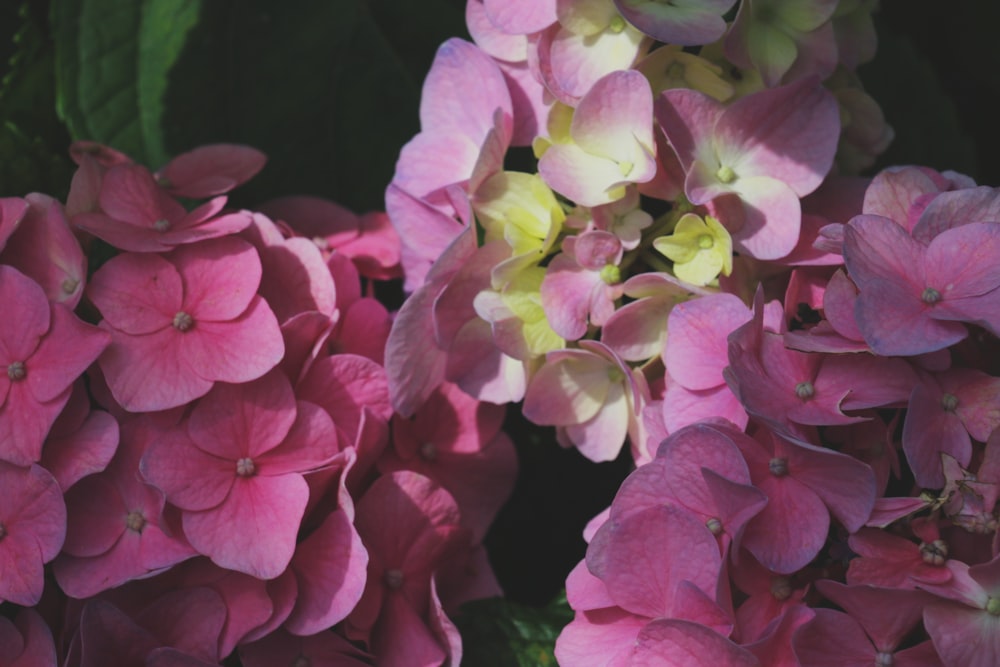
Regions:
[[0, 462, 65, 606], [0, 266, 109, 465], [73, 163, 252, 252], [923, 554, 1000, 667], [347, 471, 469, 667], [53, 414, 197, 598], [88, 236, 284, 411], [538, 70, 657, 207], [843, 215, 1000, 355], [140, 371, 341, 579], [656, 77, 839, 259]]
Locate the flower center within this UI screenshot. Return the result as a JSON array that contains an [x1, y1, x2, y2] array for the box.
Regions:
[[61, 278, 79, 295], [770, 576, 791, 601], [988, 597, 1000, 616], [607, 367, 625, 384], [608, 15, 626, 33], [705, 517, 723, 535], [919, 539, 948, 566], [716, 165, 736, 183], [153, 219, 171, 232], [7, 361, 26, 381], [236, 457, 256, 477], [875, 651, 894, 666], [697, 233, 714, 249], [769, 457, 789, 477], [125, 510, 147, 533], [921, 287, 942, 304], [172, 311, 194, 332], [420, 442, 437, 462], [599, 264, 621, 285], [794, 381, 815, 400], [384, 568, 404, 590], [941, 393, 959, 412]]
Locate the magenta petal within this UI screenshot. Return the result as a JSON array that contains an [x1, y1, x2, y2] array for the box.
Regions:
[[742, 474, 828, 574], [843, 214, 925, 289], [371, 592, 447, 667], [180, 296, 284, 385], [554, 608, 645, 667], [88, 252, 182, 335], [184, 475, 308, 579], [0, 386, 70, 466], [614, 0, 734, 45], [169, 237, 263, 321], [141, 428, 234, 512], [656, 88, 723, 171], [792, 608, 874, 667], [42, 404, 119, 493], [0, 267, 49, 367], [285, 508, 368, 635], [157, 144, 267, 198], [630, 618, 759, 667], [189, 371, 296, 460], [924, 222, 1000, 299], [856, 277, 968, 356], [27, 304, 109, 403], [257, 401, 341, 474], [588, 505, 721, 619]]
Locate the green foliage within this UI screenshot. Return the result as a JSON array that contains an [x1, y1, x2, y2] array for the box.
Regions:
[[0, 2, 73, 196], [455, 594, 574, 666]]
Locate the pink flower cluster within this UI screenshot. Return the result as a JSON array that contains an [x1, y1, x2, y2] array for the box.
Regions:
[[384, 1, 1000, 665], [0, 141, 515, 665]]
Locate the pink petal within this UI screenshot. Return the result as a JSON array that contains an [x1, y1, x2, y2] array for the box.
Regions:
[[630, 618, 759, 667], [666, 293, 751, 390], [554, 608, 644, 667], [88, 252, 182, 335], [716, 77, 839, 196], [169, 237, 263, 321], [742, 474, 828, 574], [188, 371, 296, 461], [483, 0, 557, 34], [141, 427, 235, 511], [183, 474, 309, 579], [27, 304, 109, 403], [97, 163, 186, 228], [157, 144, 267, 198], [286, 508, 368, 635]]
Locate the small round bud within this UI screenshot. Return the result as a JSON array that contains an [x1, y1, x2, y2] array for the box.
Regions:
[[794, 381, 815, 399], [716, 165, 736, 183], [921, 287, 942, 304], [705, 517, 723, 535], [384, 568, 404, 590], [608, 15, 626, 33], [236, 457, 256, 477], [919, 539, 948, 566], [988, 597, 1000, 616], [599, 264, 621, 285], [7, 361, 26, 381], [770, 576, 792, 601], [172, 311, 194, 332], [61, 278, 80, 295], [769, 457, 789, 477], [420, 442, 437, 462], [875, 651, 894, 666], [126, 510, 147, 533], [697, 234, 714, 249], [941, 393, 959, 412]]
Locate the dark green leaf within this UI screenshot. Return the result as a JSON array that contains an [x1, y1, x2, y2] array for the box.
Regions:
[[51, 0, 203, 166], [455, 594, 573, 666]]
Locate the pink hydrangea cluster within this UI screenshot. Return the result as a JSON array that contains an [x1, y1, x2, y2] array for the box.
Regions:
[[0, 141, 515, 665], [385, 1, 1000, 665]]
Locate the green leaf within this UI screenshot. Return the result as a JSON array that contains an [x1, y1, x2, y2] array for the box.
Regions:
[[51, 0, 202, 167], [455, 594, 573, 666]]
